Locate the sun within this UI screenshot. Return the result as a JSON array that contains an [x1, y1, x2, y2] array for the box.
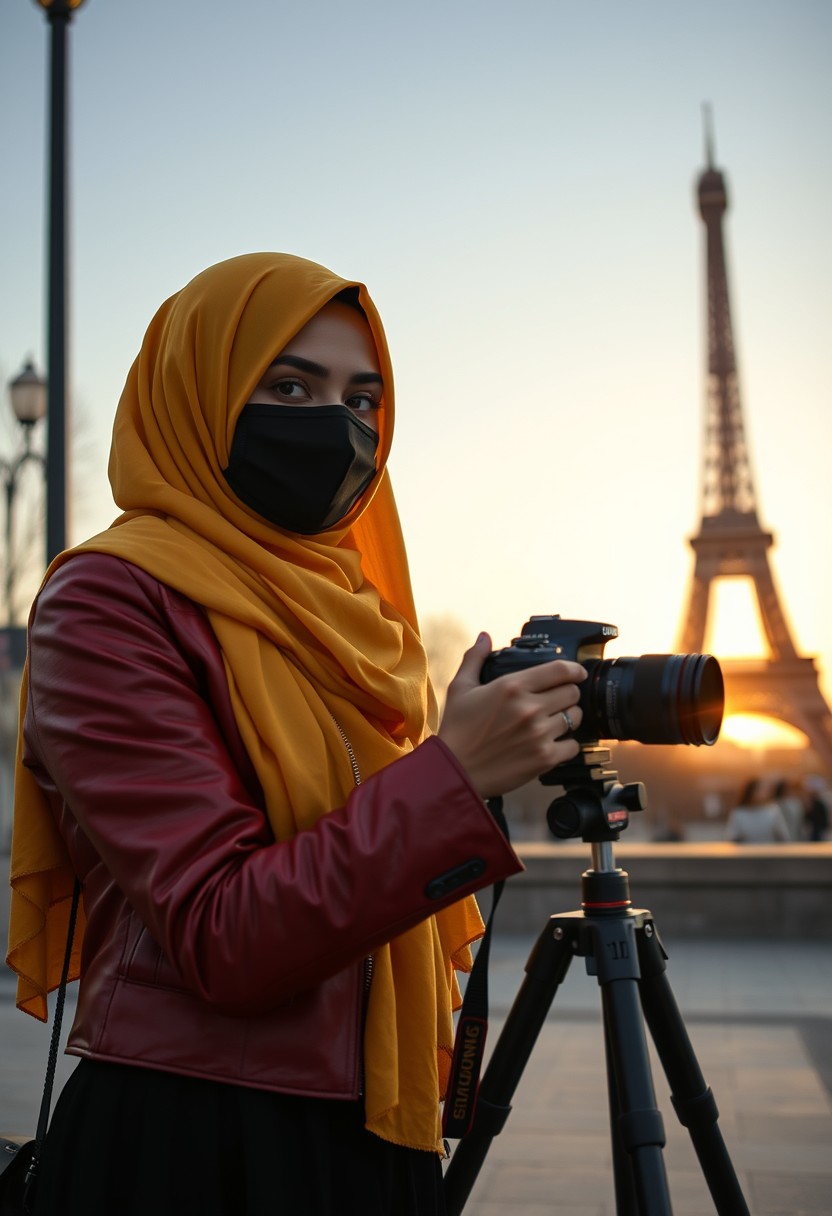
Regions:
[[719, 713, 808, 751], [699, 577, 812, 751]]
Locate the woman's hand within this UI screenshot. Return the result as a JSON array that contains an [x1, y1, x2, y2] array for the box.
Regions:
[[437, 632, 587, 799]]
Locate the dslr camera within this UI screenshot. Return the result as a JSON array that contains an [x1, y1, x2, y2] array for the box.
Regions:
[[481, 615, 724, 748]]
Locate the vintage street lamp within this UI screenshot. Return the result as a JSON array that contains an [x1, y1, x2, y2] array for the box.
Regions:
[[2, 359, 48, 626]]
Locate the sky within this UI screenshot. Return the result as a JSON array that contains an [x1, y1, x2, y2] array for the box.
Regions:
[[1, 0, 831, 715]]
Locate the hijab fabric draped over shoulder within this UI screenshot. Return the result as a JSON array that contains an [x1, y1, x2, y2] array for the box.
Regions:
[[7, 252, 484, 1153]]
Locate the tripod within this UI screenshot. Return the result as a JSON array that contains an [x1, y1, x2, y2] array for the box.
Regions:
[[443, 749, 751, 1216]]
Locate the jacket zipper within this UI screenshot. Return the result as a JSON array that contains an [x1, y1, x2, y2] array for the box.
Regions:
[[329, 713, 362, 789]]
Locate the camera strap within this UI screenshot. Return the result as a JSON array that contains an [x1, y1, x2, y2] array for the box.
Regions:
[[442, 796, 509, 1142]]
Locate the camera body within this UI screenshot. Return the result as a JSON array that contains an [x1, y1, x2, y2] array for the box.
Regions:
[[481, 615, 724, 747]]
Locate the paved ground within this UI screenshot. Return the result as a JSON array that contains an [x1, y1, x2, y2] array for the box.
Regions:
[[2, 932, 830, 1215], [447, 933, 832, 1216]]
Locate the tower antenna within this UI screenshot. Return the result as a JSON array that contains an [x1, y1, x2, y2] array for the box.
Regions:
[[702, 101, 716, 169]]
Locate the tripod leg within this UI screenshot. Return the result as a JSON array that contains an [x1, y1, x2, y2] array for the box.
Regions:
[[590, 916, 674, 1216], [443, 915, 576, 1216], [636, 923, 751, 1216], [603, 1014, 640, 1216]]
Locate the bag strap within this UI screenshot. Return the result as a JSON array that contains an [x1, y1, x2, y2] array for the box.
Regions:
[[442, 797, 509, 1141], [34, 879, 80, 1148]]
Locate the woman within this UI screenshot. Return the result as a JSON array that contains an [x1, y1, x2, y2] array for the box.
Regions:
[[726, 778, 789, 844], [7, 253, 585, 1214]]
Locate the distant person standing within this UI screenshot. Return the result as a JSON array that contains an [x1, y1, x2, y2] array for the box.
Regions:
[[726, 778, 790, 844], [802, 777, 831, 843], [773, 778, 806, 841]]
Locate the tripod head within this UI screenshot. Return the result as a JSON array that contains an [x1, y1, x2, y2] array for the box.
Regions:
[[542, 745, 646, 845], [541, 745, 649, 910]]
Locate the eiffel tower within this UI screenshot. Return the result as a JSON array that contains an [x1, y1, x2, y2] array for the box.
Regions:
[[676, 116, 832, 772]]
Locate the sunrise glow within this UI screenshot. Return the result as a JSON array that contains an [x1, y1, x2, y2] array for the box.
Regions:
[[703, 577, 771, 661], [719, 713, 808, 751]]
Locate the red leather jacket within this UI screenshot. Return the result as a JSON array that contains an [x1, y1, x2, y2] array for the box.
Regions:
[[23, 554, 522, 1099]]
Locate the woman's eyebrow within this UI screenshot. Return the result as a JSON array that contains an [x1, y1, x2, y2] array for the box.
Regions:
[[270, 354, 328, 377], [269, 356, 382, 388]]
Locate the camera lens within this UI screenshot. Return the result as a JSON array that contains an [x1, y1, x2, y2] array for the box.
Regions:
[[581, 653, 724, 746]]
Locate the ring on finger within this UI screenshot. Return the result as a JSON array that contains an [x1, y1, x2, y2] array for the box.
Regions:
[[560, 709, 575, 734]]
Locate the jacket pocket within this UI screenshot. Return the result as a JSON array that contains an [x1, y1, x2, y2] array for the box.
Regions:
[[120, 909, 190, 993]]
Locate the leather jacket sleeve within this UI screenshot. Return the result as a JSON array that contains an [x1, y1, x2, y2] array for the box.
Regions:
[[24, 554, 522, 1016]]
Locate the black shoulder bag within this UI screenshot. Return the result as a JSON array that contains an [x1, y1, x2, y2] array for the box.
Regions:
[[0, 880, 80, 1216]]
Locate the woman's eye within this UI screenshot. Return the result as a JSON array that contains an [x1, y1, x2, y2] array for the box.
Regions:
[[346, 393, 379, 413], [272, 379, 308, 400]]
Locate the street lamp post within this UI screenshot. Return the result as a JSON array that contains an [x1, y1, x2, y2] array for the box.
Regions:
[[2, 360, 48, 627], [34, 0, 86, 563]]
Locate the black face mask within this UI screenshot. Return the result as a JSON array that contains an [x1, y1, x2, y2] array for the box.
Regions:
[[223, 403, 379, 534]]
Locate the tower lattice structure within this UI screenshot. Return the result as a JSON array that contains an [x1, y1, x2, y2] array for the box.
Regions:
[[676, 128, 832, 772]]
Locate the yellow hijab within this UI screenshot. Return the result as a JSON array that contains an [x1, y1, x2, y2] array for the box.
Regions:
[[7, 252, 483, 1152]]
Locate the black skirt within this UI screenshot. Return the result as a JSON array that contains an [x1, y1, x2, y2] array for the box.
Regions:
[[33, 1060, 446, 1216]]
